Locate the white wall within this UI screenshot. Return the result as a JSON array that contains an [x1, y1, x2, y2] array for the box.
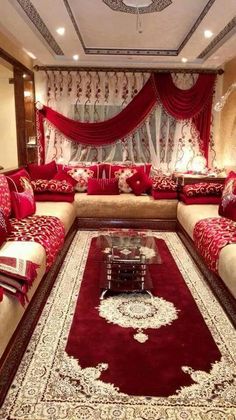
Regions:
[[0, 63, 18, 169]]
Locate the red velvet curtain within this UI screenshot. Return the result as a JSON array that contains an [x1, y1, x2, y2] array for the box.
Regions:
[[153, 73, 216, 161], [37, 72, 216, 163]]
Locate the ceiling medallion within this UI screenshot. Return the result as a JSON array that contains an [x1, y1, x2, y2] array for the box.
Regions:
[[103, 0, 172, 14]]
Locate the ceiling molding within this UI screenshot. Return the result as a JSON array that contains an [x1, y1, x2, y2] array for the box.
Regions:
[[34, 65, 224, 74], [15, 0, 64, 56], [198, 16, 236, 59], [63, 0, 216, 56], [102, 0, 172, 14]]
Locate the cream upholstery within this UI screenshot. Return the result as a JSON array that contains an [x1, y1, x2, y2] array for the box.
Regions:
[[177, 202, 236, 299], [177, 202, 219, 239], [0, 242, 46, 357], [35, 201, 77, 234], [74, 193, 178, 219]]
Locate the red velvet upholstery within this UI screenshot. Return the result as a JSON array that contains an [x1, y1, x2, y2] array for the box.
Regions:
[[28, 160, 57, 180], [126, 171, 152, 196], [87, 178, 120, 195]]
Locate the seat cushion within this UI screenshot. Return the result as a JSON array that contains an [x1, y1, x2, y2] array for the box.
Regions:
[[35, 202, 77, 234], [177, 202, 219, 239], [74, 193, 178, 219]]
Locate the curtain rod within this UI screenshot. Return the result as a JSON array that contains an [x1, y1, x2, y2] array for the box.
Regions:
[[34, 65, 223, 75]]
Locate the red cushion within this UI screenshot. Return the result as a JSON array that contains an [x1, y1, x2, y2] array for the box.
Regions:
[[104, 163, 151, 179], [7, 169, 31, 192], [0, 174, 11, 217], [11, 190, 36, 219], [180, 193, 221, 205], [126, 171, 152, 196], [34, 192, 75, 202], [219, 172, 236, 221], [152, 175, 177, 192], [183, 182, 223, 197], [31, 179, 74, 194], [53, 170, 77, 187], [0, 209, 11, 246], [87, 178, 120, 195], [152, 191, 178, 200], [28, 161, 57, 181]]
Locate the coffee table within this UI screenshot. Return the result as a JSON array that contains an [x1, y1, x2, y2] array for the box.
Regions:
[[95, 232, 162, 299]]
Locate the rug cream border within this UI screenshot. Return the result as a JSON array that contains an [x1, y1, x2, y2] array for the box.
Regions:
[[0, 231, 235, 420]]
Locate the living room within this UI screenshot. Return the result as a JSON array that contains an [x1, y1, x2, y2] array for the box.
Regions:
[[0, 1, 236, 419]]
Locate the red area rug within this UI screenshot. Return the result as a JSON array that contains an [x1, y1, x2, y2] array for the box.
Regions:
[[66, 237, 221, 397]]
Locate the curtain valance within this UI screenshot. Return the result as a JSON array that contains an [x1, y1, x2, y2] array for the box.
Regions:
[[37, 73, 216, 162]]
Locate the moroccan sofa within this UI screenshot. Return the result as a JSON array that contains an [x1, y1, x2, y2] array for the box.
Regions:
[[0, 162, 236, 406]]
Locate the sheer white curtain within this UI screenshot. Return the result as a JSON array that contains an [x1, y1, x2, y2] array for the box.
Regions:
[[36, 70, 217, 172]]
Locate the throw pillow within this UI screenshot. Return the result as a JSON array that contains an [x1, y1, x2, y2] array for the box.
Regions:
[[183, 182, 223, 197], [219, 173, 236, 221], [67, 167, 95, 192], [0, 174, 11, 217], [60, 164, 100, 179], [53, 170, 77, 187], [152, 175, 177, 192], [28, 160, 57, 181], [0, 209, 11, 247], [7, 168, 31, 192], [31, 179, 74, 194], [104, 163, 151, 179], [114, 168, 137, 193], [180, 194, 221, 205], [10, 177, 36, 219], [87, 178, 120, 195], [34, 192, 74, 202], [126, 171, 152, 196]]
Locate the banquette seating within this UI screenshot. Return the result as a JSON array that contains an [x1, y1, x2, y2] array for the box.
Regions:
[[0, 160, 235, 395]]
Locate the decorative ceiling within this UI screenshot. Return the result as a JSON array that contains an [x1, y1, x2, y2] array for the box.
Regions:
[[0, 0, 236, 69]]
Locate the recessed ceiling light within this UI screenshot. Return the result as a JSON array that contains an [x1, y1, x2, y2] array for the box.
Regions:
[[181, 57, 188, 63], [23, 74, 27, 78], [56, 27, 65, 36], [23, 48, 37, 59], [204, 30, 213, 38], [73, 54, 79, 61]]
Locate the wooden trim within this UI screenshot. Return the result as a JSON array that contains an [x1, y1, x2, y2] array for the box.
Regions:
[[176, 221, 236, 327], [77, 217, 176, 231], [0, 221, 77, 407], [0, 47, 33, 75], [34, 65, 224, 74], [13, 67, 27, 166]]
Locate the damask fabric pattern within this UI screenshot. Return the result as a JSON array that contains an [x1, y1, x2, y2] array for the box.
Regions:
[[31, 179, 74, 194], [183, 182, 223, 197], [67, 167, 95, 192], [0, 174, 11, 218], [7, 216, 65, 271], [114, 168, 137, 192], [152, 175, 177, 191], [193, 217, 236, 273], [0, 232, 235, 419]]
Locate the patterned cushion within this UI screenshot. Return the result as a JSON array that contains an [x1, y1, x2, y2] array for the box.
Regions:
[[219, 172, 236, 221], [104, 163, 152, 179], [53, 170, 77, 187], [0, 209, 11, 247], [126, 171, 152, 196], [31, 179, 74, 194], [0, 174, 11, 217], [60, 164, 100, 179], [183, 182, 223, 197], [152, 175, 177, 192], [11, 178, 36, 219], [7, 168, 31, 192], [114, 168, 137, 193], [87, 178, 120, 195], [67, 167, 95, 192]]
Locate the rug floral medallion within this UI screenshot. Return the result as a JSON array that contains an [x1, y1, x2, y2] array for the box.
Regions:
[[0, 231, 236, 420]]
